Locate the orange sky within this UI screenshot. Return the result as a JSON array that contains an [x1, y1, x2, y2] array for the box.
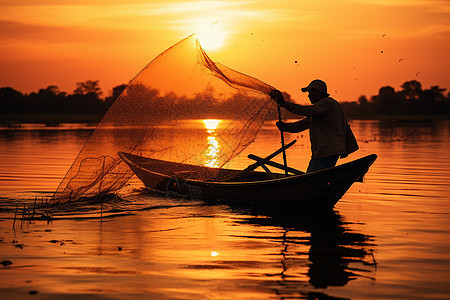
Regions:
[[0, 0, 449, 103]]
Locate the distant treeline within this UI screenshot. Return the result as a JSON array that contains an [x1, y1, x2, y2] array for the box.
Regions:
[[1, 79, 449, 122], [0, 80, 126, 116], [339, 80, 450, 117]]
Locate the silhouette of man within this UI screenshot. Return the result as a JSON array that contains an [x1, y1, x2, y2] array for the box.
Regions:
[[270, 80, 358, 172]]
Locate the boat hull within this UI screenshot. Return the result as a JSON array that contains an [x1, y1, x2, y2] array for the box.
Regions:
[[119, 152, 377, 210]]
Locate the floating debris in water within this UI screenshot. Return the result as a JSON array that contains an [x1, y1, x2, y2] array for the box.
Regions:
[[49, 239, 66, 246], [1, 260, 13, 267]]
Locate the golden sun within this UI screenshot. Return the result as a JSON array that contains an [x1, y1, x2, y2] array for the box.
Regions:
[[202, 119, 221, 130], [197, 21, 226, 50]]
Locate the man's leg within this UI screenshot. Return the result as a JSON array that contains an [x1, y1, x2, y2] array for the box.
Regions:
[[306, 155, 339, 173]]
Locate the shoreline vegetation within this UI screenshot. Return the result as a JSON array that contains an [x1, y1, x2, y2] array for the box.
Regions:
[[1, 79, 449, 125], [1, 113, 448, 126]]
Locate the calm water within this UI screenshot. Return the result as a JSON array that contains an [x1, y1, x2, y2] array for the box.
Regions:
[[0, 120, 449, 299]]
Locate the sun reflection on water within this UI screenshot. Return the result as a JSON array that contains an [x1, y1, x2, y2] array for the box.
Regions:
[[202, 119, 221, 168], [205, 136, 220, 167]]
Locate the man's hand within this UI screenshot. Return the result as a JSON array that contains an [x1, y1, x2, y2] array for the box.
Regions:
[[270, 89, 285, 107], [276, 121, 286, 131]]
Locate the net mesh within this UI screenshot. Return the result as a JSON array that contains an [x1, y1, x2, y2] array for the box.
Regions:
[[51, 34, 277, 204]]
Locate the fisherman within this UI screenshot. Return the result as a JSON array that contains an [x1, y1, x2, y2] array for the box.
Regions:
[[270, 79, 358, 172]]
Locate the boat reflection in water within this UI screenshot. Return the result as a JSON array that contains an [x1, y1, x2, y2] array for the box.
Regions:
[[231, 207, 377, 298], [202, 119, 221, 168]]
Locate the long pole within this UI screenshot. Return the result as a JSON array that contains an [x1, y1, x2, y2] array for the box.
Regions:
[[277, 104, 288, 176]]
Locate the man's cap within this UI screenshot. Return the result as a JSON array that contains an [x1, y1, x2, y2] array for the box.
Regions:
[[301, 79, 329, 96]]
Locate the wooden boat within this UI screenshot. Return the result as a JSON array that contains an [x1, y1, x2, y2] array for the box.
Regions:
[[118, 147, 377, 210]]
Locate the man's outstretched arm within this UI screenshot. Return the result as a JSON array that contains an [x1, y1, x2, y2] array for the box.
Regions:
[[277, 117, 309, 133], [284, 100, 334, 117]]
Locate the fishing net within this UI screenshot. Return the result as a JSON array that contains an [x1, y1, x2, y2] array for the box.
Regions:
[[51, 34, 277, 204]]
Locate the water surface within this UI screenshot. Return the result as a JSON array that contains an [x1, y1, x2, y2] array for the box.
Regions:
[[0, 120, 449, 299]]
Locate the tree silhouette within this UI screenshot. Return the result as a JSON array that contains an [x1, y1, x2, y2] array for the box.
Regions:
[[376, 86, 402, 114], [34, 85, 67, 113], [400, 80, 422, 102], [428, 86, 446, 102], [0, 87, 23, 113], [74, 80, 102, 97], [104, 84, 127, 107], [358, 95, 368, 106], [110, 84, 127, 101]]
